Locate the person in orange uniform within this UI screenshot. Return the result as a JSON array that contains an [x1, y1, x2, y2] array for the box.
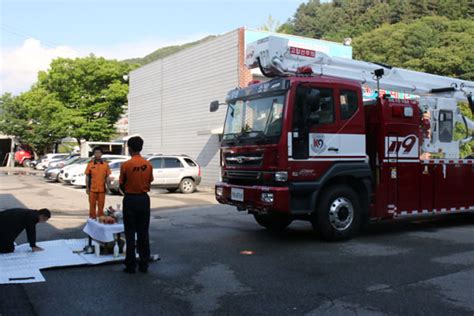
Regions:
[[119, 137, 154, 274], [85, 147, 111, 219]]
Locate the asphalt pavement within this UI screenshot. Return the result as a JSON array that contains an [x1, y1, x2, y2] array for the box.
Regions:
[[1, 172, 473, 315]]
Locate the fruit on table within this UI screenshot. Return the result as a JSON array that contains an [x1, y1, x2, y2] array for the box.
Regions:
[[103, 216, 116, 224]]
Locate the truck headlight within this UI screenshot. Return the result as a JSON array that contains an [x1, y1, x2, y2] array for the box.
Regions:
[[275, 171, 288, 182], [261, 192, 274, 203], [216, 187, 224, 196]]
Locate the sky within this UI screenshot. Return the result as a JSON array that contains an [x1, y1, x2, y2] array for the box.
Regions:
[[1, 0, 305, 94]]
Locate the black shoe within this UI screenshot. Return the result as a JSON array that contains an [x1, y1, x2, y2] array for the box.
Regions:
[[123, 267, 136, 274], [138, 266, 148, 273]]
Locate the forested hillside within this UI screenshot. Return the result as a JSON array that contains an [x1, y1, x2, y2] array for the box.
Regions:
[[122, 35, 216, 66], [279, 0, 473, 79]]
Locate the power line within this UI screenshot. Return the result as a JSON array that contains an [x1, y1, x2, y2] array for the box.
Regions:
[[1, 23, 60, 48]]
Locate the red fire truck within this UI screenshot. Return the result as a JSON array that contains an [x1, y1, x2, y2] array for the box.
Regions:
[[210, 36, 474, 241]]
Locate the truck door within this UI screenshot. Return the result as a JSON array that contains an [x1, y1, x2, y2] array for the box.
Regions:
[[291, 85, 339, 160], [290, 85, 365, 176], [433, 109, 467, 210]]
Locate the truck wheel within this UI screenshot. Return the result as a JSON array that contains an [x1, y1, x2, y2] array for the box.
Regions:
[[22, 159, 31, 168], [166, 188, 178, 193], [312, 185, 360, 241], [253, 213, 292, 232], [179, 178, 195, 194]]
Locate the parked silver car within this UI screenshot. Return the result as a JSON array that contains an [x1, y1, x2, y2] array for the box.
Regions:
[[148, 155, 201, 193], [36, 153, 69, 170], [44, 156, 82, 182], [107, 155, 201, 194]]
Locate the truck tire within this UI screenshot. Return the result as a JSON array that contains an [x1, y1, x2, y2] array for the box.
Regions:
[[253, 213, 292, 232], [22, 159, 31, 168], [312, 185, 361, 241], [179, 178, 195, 194]]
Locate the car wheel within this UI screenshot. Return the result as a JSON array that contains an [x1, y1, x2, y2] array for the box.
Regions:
[[22, 159, 31, 168], [253, 213, 292, 232], [166, 188, 178, 193], [179, 178, 195, 194], [312, 185, 361, 241]]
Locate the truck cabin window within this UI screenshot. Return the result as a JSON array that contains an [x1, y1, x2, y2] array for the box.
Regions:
[[222, 94, 285, 144], [340, 90, 358, 120], [439, 110, 453, 143], [294, 87, 334, 130]]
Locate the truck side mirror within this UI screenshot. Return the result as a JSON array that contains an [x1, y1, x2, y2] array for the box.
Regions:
[[210, 100, 220, 112]]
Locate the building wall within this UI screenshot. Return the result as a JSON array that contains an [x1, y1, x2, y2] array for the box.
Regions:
[[128, 29, 240, 187]]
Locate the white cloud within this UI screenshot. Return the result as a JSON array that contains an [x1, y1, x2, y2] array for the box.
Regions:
[[0, 33, 210, 95], [1, 39, 78, 95]]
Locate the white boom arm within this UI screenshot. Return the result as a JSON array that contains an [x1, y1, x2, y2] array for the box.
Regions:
[[246, 36, 474, 158], [246, 36, 474, 102]]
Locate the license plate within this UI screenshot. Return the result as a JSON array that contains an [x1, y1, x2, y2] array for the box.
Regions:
[[231, 188, 244, 202]]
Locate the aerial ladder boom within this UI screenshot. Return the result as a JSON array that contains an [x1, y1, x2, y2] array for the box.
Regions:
[[245, 36, 474, 158], [246, 36, 474, 103]]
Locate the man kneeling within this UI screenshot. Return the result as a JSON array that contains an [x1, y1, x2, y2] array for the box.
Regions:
[[0, 208, 51, 253]]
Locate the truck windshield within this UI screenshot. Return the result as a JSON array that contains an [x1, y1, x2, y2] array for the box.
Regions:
[[223, 94, 285, 144]]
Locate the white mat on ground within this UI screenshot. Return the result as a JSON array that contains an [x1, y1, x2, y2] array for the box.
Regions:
[[0, 239, 123, 284]]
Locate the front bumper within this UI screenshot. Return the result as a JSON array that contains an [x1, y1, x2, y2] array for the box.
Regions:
[[109, 179, 120, 191], [215, 182, 290, 214], [71, 175, 86, 186], [44, 169, 60, 180]]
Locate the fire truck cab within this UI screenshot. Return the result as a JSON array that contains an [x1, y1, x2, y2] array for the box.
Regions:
[[211, 36, 474, 241]]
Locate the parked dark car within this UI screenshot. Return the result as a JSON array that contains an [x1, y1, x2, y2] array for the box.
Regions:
[[44, 156, 82, 182]]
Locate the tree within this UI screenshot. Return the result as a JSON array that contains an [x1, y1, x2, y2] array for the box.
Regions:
[[0, 93, 30, 140], [259, 15, 281, 32], [19, 88, 71, 154], [0, 89, 70, 154], [353, 17, 474, 80], [280, 0, 473, 41], [0, 55, 136, 154], [37, 55, 136, 145]]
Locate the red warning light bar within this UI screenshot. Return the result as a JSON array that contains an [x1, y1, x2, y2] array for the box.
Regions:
[[289, 46, 316, 58]]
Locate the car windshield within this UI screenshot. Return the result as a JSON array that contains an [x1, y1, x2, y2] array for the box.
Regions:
[[223, 94, 285, 144], [110, 161, 124, 169], [64, 157, 81, 166]]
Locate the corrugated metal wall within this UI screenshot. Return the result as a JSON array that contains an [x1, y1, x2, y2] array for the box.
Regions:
[[128, 30, 239, 187]]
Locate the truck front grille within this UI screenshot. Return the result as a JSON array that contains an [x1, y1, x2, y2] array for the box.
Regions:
[[225, 153, 263, 167], [223, 170, 262, 185]]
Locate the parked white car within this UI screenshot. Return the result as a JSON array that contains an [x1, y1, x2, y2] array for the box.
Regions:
[[59, 158, 89, 183], [68, 155, 129, 186], [71, 158, 127, 188], [36, 153, 69, 170]]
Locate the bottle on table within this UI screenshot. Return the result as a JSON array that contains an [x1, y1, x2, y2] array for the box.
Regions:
[[95, 241, 100, 257], [113, 241, 119, 258]]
